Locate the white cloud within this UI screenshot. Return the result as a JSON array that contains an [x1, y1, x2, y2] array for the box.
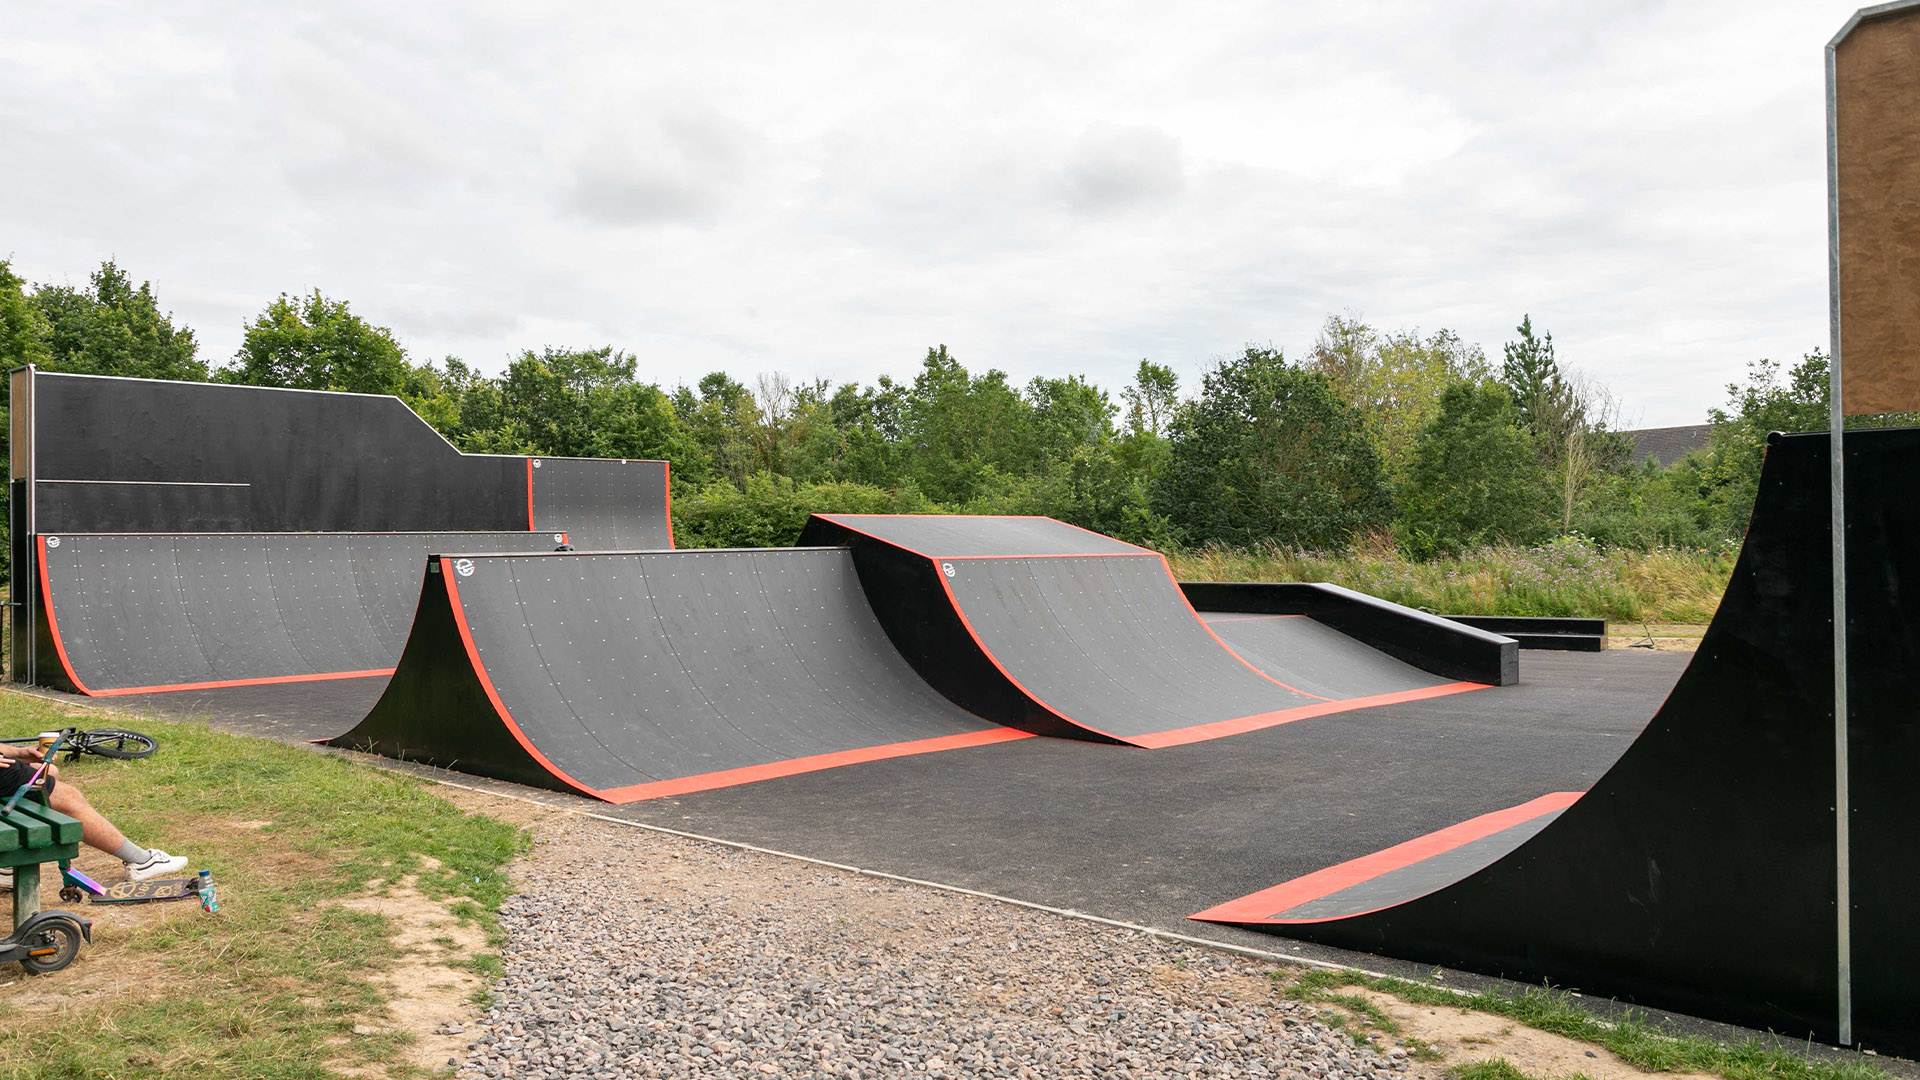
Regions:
[[562, 105, 757, 226], [0, 0, 1875, 422], [1062, 124, 1184, 213]]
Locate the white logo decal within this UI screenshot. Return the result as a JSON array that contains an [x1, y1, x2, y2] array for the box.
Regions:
[[453, 558, 476, 577], [531, 459, 542, 468], [553, 534, 566, 544], [45, 536, 60, 548], [941, 562, 955, 578]]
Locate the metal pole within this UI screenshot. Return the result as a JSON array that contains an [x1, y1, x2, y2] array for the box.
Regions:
[[1823, 36, 1852, 1049]]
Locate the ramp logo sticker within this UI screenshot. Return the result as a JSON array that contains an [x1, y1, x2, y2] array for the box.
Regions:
[[531, 459, 542, 468], [553, 534, 566, 544], [942, 562, 955, 578], [45, 536, 59, 548], [453, 558, 476, 577]]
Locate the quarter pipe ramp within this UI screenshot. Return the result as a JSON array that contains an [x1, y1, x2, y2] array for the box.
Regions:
[[32, 531, 562, 695], [1191, 427, 1920, 1055], [329, 548, 1025, 801]]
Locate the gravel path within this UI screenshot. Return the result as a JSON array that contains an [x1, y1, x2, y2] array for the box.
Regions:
[[459, 818, 1408, 1080]]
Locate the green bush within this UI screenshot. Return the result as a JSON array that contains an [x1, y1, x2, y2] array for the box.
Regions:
[[671, 475, 933, 548]]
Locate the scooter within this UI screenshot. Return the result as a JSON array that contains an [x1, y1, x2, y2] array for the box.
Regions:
[[0, 910, 91, 973]]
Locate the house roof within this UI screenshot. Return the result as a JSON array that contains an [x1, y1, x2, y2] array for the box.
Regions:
[[1621, 424, 1714, 466]]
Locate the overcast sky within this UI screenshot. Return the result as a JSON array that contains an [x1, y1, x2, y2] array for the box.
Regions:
[[0, 2, 1873, 426]]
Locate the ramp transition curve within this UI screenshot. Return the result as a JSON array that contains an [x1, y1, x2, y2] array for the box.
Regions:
[[1192, 427, 1920, 1055]]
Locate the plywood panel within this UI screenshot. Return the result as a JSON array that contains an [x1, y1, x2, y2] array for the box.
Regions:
[[1835, 4, 1920, 415]]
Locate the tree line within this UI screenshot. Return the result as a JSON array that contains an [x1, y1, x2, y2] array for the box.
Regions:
[[3, 258, 1898, 557]]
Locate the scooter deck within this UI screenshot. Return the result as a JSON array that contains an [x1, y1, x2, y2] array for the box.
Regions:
[[90, 877, 202, 904]]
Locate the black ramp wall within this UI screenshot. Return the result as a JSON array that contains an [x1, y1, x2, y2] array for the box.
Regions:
[[530, 457, 673, 550], [34, 532, 558, 694], [1195, 427, 1920, 1055], [332, 548, 1017, 801], [26, 372, 528, 532], [19, 372, 672, 540]]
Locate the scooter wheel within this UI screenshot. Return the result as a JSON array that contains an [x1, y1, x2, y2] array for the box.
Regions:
[[19, 917, 84, 974], [58, 886, 83, 904]]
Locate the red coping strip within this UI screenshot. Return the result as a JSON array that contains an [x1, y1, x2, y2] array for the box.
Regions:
[[35, 535, 91, 695], [663, 462, 675, 550], [1130, 681, 1490, 749], [442, 561, 1034, 803], [1187, 790, 1584, 925], [525, 457, 536, 531], [91, 668, 395, 698], [591, 727, 1033, 803], [941, 551, 1154, 561]]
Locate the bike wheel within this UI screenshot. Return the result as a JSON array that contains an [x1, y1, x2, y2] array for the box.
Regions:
[[19, 919, 84, 974], [73, 729, 159, 760]]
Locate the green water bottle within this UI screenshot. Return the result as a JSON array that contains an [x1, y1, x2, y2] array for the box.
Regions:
[[198, 869, 218, 913]]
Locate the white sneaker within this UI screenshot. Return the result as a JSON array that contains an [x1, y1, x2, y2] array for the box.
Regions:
[[127, 849, 188, 882]]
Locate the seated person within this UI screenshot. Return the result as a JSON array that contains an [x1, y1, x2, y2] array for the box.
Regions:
[[0, 742, 188, 883]]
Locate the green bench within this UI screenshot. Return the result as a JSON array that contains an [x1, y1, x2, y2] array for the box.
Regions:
[[1, 792, 83, 929]]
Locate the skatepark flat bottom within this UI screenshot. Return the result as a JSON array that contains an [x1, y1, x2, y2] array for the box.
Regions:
[[107, 675, 390, 743], [597, 649, 1683, 945]]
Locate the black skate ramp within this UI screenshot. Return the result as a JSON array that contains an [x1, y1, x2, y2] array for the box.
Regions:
[[330, 548, 1023, 801], [32, 531, 562, 695], [795, 515, 1486, 747], [1192, 427, 1920, 1055]]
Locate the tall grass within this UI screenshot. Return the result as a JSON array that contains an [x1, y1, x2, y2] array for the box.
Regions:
[[1170, 534, 1738, 624]]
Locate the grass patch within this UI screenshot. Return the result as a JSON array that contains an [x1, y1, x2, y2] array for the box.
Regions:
[[1450, 1061, 1590, 1080], [1279, 970, 1891, 1080], [0, 693, 528, 1078], [1171, 535, 1735, 623], [459, 952, 503, 979]]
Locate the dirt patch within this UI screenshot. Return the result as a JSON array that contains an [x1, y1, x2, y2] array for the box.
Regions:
[[1349, 987, 1719, 1080], [333, 862, 490, 1072]]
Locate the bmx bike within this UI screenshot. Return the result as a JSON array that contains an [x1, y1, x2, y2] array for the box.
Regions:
[[0, 727, 159, 762]]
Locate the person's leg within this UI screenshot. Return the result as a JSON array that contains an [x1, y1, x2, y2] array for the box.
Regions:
[[42, 775, 189, 879], [44, 775, 129, 853]]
